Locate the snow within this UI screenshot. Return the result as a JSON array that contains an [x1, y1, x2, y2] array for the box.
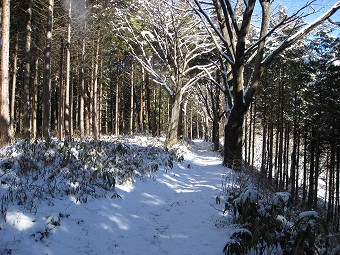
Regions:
[[298, 210, 319, 220], [0, 138, 231, 255]]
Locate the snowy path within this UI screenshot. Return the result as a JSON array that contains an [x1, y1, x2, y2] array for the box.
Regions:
[[2, 141, 230, 255]]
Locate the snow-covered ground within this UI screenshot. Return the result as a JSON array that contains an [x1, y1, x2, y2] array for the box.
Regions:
[[0, 139, 232, 255]]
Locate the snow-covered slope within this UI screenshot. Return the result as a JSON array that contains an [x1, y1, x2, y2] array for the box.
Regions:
[[0, 138, 231, 255]]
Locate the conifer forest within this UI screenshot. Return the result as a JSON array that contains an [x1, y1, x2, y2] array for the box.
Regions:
[[0, 0, 340, 254]]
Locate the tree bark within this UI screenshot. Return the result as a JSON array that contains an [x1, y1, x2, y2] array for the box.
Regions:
[[22, 0, 32, 140], [80, 37, 86, 138], [0, 0, 11, 145], [58, 40, 64, 140], [92, 37, 100, 139], [64, 1, 72, 138], [10, 32, 18, 138], [130, 61, 134, 135], [165, 93, 182, 147], [42, 0, 54, 141], [115, 65, 120, 136], [31, 56, 39, 140]]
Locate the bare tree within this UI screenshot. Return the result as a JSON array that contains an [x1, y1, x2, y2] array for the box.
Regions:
[[194, 0, 340, 168], [118, 0, 215, 146]]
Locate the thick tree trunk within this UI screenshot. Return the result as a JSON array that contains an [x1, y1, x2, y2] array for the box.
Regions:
[[165, 93, 182, 148], [223, 103, 246, 169]]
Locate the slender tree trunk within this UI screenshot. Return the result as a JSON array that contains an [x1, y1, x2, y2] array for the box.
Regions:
[[251, 100, 256, 167], [115, 66, 119, 136], [99, 58, 103, 135], [295, 127, 301, 201], [64, 1, 72, 138], [58, 40, 64, 140], [152, 86, 157, 136], [22, 0, 33, 140], [80, 37, 85, 138], [158, 84, 162, 137], [244, 112, 248, 164], [145, 73, 152, 133], [212, 83, 220, 151], [248, 102, 253, 165], [328, 137, 335, 221], [302, 128, 308, 202], [190, 106, 193, 140], [268, 121, 274, 180], [92, 37, 100, 139], [290, 94, 298, 199], [307, 127, 315, 209], [261, 117, 267, 175], [314, 128, 320, 209], [130, 61, 134, 135], [335, 145, 339, 231], [10, 32, 19, 138], [139, 67, 145, 131], [42, 0, 54, 141], [31, 56, 39, 140], [0, 0, 11, 145]]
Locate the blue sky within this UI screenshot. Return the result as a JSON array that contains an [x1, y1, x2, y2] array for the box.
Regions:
[[275, 0, 340, 36]]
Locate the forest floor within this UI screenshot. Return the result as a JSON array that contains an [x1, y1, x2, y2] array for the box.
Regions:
[[0, 138, 234, 255]]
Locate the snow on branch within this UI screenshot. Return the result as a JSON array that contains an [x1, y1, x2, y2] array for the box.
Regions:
[[262, 1, 340, 67]]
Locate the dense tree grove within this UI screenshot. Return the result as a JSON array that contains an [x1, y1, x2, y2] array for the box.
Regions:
[[0, 0, 340, 247]]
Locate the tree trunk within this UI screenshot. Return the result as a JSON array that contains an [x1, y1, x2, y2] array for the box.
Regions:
[[64, 1, 72, 138], [10, 32, 18, 138], [165, 93, 182, 148], [130, 61, 134, 135], [115, 66, 119, 136], [158, 84, 162, 137], [92, 37, 100, 139], [0, 0, 11, 145], [145, 73, 152, 133], [58, 40, 64, 140], [223, 103, 246, 169], [335, 146, 339, 231], [152, 85, 157, 136], [328, 137, 335, 221], [80, 37, 85, 138], [307, 127, 315, 209], [22, 0, 32, 140], [212, 84, 220, 151], [268, 121, 274, 180], [42, 0, 54, 141], [302, 128, 308, 202], [31, 56, 39, 140], [261, 117, 267, 175]]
